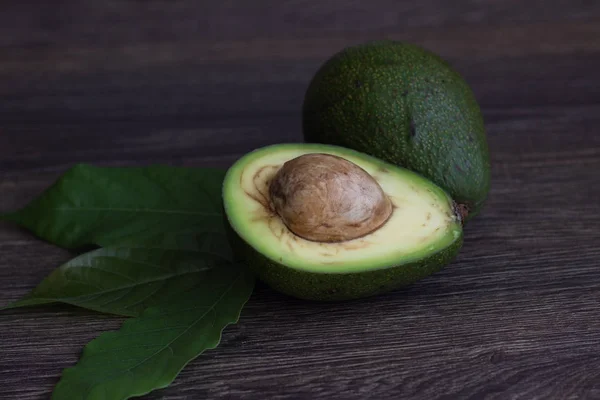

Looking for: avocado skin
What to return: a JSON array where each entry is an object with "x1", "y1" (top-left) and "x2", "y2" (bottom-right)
[
  {"x1": 225, "y1": 219, "x2": 463, "y2": 301},
  {"x1": 302, "y1": 40, "x2": 491, "y2": 220}
]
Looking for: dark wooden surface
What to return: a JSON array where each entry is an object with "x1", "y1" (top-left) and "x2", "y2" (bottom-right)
[{"x1": 2, "y1": 2, "x2": 600, "y2": 399}]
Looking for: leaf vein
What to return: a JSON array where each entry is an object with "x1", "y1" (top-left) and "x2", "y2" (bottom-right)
[
  {"x1": 95, "y1": 288, "x2": 133, "y2": 308},
  {"x1": 122, "y1": 282, "x2": 166, "y2": 311}
]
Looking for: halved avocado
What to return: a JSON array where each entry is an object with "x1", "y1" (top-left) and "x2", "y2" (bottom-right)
[{"x1": 222, "y1": 143, "x2": 463, "y2": 301}]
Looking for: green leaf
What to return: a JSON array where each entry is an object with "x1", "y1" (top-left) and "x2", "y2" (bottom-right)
[
  {"x1": 1, "y1": 164, "x2": 226, "y2": 249},
  {"x1": 51, "y1": 265, "x2": 254, "y2": 400},
  {"x1": 2, "y1": 235, "x2": 233, "y2": 316}
]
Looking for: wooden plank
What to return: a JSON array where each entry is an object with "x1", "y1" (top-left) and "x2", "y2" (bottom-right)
[
  {"x1": 1, "y1": 44, "x2": 599, "y2": 124},
  {"x1": 1, "y1": 1, "x2": 599, "y2": 49},
  {"x1": 1, "y1": 2, "x2": 600, "y2": 399},
  {"x1": 2, "y1": 20, "x2": 600, "y2": 72},
  {"x1": 2, "y1": 104, "x2": 599, "y2": 174}
]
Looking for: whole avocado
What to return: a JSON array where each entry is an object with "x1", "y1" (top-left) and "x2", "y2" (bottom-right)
[{"x1": 302, "y1": 40, "x2": 491, "y2": 220}]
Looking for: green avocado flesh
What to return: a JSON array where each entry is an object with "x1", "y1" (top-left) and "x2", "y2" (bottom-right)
[
  {"x1": 223, "y1": 143, "x2": 463, "y2": 301},
  {"x1": 302, "y1": 40, "x2": 491, "y2": 220}
]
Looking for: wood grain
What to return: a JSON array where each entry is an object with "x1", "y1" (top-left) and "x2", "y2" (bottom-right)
[{"x1": 1, "y1": 1, "x2": 600, "y2": 399}]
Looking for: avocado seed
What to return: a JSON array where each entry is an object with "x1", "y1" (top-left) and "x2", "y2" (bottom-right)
[{"x1": 269, "y1": 153, "x2": 393, "y2": 242}]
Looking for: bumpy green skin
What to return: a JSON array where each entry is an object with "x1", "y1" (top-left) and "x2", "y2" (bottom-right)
[
  {"x1": 225, "y1": 219, "x2": 463, "y2": 301},
  {"x1": 302, "y1": 40, "x2": 491, "y2": 219}
]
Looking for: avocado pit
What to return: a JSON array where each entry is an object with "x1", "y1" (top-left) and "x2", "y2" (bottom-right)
[{"x1": 268, "y1": 153, "x2": 393, "y2": 243}]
